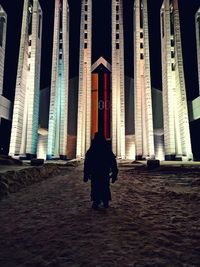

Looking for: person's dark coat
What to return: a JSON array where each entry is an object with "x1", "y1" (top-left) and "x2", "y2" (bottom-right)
[{"x1": 84, "y1": 134, "x2": 118, "y2": 205}]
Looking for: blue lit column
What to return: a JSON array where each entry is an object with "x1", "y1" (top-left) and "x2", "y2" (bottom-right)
[{"x1": 47, "y1": 0, "x2": 69, "y2": 159}]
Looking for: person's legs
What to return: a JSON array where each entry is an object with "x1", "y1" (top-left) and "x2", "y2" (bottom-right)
[
  {"x1": 92, "y1": 200, "x2": 101, "y2": 210},
  {"x1": 91, "y1": 178, "x2": 101, "y2": 209},
  {"x1": 103, "y1": 200, "x2": 109, "y2": 208},
  {"x1": 102, "y1": 178, "x2": 111, "y2": 208}
]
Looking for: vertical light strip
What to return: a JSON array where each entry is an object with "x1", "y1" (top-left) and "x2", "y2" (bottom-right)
[
  {"x1": 91, "y1": 73, "x2": 98, "y2": 139},
  {"x1": 104, "y1": 73, "x2": 108, "y2": 139},
  {"x1": 111, "y1": 0, "x2": 117, "y2": 156}
]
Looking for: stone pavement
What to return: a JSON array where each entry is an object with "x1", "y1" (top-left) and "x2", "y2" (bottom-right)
[{"x1": 0, "y1": 162, "x2": 200, "y2": 266}]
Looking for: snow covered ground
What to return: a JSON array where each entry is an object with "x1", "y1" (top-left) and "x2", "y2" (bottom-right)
[{"x1": 0, "y1": 162, "x2": 200, "y2": 266}]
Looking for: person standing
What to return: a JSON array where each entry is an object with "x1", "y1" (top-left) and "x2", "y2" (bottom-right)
[{"x1": 83, "y1": 132, "x2": 118, "y2": 210}]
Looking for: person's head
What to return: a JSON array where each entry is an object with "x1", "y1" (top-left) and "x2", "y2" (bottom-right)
[{"x1": 92, "y1": 132, "x2": 107, "y2": 147}]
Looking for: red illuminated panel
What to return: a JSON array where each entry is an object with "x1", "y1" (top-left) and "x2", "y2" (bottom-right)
[{"x1": 92, "y1": 74, "x2": 98, "y2": 139}]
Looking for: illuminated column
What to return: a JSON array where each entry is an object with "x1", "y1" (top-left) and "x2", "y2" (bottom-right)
[
  {"x1": 160, "y1": 0, "x2": 193, "y2": 160},
  {"x1": 47, "y1": 0, "x2": 69, "y2": 159},
  {"x1": 9, "y1": 0, "x2": 42, "y2": 158},
  {"x1": 76, "y1": 0, "x2": 92, "y2": 158},
  {"x1": 112, "y1": 0, "x2": 125, "y2": 159},
  {"x1": 134, "y1": 0, "x2": 155, "y2": 160},
  {"x1": 0, "y1": 5, "x2": 7, "y2": 96},
  {"x1": 196, "y1": 8, "x2": 200, "y2": 94}
]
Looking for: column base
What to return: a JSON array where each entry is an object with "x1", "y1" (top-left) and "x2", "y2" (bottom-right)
[
  {"x1": 135, "y1": 155, "x2": 143, "y2": 160},
  {"x1": 175, "y1": 156, "x2": 182, "y2": 161},
  {"x1": 46, "y1": 155, "x2": 52, "y2": 160},
  {"x1": 60, "y1": 155, "x2": 67, "y2": 160},
  {"x1": 20, "y1": 154, "x2": 37, "y2": 160},
  {"x1": 26, "y1": 154, "x2": 37, "y2": 160},
  {"x1": 165, "y1": 154, "x2": 176, "y2": 161},
  {"x1": 147, "y1": 159, "x2": 160, "y2": 169},
  {"x1": 31, "y1": 158, "x2": 44, "y2": 166}
]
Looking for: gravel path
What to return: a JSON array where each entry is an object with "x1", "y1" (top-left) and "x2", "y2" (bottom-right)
[{"x1": 0, "y1": 162, "x2": 200, "y2": 267}]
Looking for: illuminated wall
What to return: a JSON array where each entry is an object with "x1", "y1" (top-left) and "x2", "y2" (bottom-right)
[
  {"x1": 9, "y1": 0, "x2": 42, "y2": 158},
  {"x1": 134, "y1": 0, "x2": 155, "y2": 160},
  {"x1": 76, "y1": 0, "x2": 92, "y2": 158},
  {"x1": 196, "y1": 8, "x2": 200, "y2": 94},
  {"x1": 47, "y1": 0, "x2": 69, "y2": 159},
  {"x1": 160, "y1": 0, "x2": 193, "y2": 160},
  {"x1": 0, "y1": 5, "x2": 7, "y2": 96},
  {"x1": 38, "y1": 79, "x2": 166, "y2": 160},
  {"x1": 112, "y1": 0, "x2": 125, "y2": 159}
]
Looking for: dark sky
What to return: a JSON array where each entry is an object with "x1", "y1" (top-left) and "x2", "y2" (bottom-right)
[{"x1": 0, "y1": 0, "x2": 199, "y2": 101}]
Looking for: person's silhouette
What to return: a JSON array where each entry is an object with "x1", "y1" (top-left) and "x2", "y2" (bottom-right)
[{"x1": 83, "y1": 132, "x2": 118, "y2": 210}]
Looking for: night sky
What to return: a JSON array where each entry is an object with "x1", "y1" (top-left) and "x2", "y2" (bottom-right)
[{"x1": 0, "y1": 0, "x2": 199, "y2": 102}]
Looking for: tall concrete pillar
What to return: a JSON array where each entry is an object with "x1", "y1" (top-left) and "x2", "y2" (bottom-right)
[
  {"x1": 134, "y1": 0, "x2": 155, "y2": 160},
  {"x1": 9, "y1": 0, "x2": 43, "y2": 158},
  {"x1": 160, "y1": 0, "x2": 193, "y2": 160},
  {"x1": 112, "y1": 0, "x2": 125, "y2": 159},
  {"x1": 47, "y1": 0, "x2": 70, "y2": 160},
  {"x1": 76, "y1": 0, "x2": 92, "y2": 158}
]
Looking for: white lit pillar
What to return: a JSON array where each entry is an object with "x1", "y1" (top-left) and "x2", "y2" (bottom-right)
[
  {"x1": 134, "y1": 0, "x2": 155, "y2": 160},
  {"x1": 47, "y1": 0, "x2": 70, "y2": 159},
  {"x1": 112, "y1": 0, "x2": 125, "y2": 159},
  {"x1": 160, "y1": 0, "x2": 193, "y2": 161},
  {"x1": 9, "y1": 0, "x2": 42, "y2": 158},
  {"x1": 76, "y1": 0, "x2": 92, "y2": 158}
]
